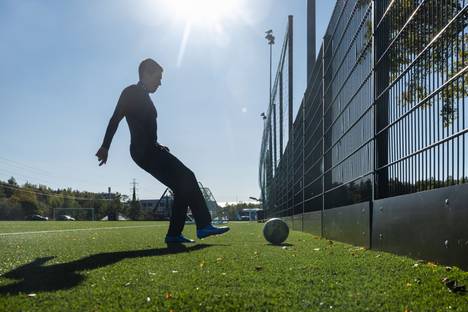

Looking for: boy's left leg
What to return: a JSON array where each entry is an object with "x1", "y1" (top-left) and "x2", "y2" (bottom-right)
[
  {"x1": 161, "y1": 152, "x2": 228, "y2": 239},
  {"x1": 167, "y1": 165, "x2": 211, "y2": 236}
]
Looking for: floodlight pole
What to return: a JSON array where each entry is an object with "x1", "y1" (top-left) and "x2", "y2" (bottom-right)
[
  {"x1": 264, "y1": 29, "x2": 275, "y2": 212},
  {"x1": 268, "y1": 38, "x2": 273, "y2": 101},
  {"x1": 265, "y1": 30, "x2": 276, "y2": 170}
]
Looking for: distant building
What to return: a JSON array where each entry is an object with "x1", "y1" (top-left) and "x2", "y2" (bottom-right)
[
  {"x1": 139, "y1": 183, "x2": 222, "y2": 221},
  {"x1": 140, "y1": 195, "x2": 174, "y2": 220},
  {"x1": 139, "y1": 199, "x2": 158, "y2": 210}
]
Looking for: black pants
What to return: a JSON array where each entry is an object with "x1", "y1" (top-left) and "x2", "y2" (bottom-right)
[{"x1": 130, "y1": 144, "x2": 212, "y2": 235}]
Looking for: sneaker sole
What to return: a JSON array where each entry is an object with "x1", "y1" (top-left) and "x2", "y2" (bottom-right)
[{"x1": 197, "y1": 229, "x2": 230, "y2": 239}]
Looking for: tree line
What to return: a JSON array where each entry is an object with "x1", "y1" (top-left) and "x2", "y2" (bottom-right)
[{"x1": 0, "y1": 177, "x2": 126, "y2": 220}]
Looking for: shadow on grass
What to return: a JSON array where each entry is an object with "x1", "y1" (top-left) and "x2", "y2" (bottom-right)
[
  {"x1": 0, "y1": 244, "x2": 213, "y2": 295},
  {"x1": 266, "y1": 243, "x2": 294, "y2": 247}
]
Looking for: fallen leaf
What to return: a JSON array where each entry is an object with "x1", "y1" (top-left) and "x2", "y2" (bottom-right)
[
  {"x1": 427, "y1": 262, "x2": 438, "y2": 268},
  {"x1": 165, "y1": 292, "x2": 173, "y2": 300}
]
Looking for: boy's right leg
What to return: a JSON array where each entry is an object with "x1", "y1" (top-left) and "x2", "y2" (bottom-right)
[{"x1": 132, "y1": 146, "x2": 228, "y2": 239}]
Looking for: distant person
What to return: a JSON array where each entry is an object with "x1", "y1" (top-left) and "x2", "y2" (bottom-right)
[{"x1": 96, "y1": 58, "x2": 229, "y2": 243}]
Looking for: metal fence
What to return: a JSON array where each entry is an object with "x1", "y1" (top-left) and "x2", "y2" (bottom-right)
[
  {"x1": 259, "y1": 0, "x2": 468, "y2": 268},
  {"x1": 259, "y1": 16, "x2": 294, "y2": 219},
  {"x1": 375, "y1": 0, "x2": 468, "y2": 198}
]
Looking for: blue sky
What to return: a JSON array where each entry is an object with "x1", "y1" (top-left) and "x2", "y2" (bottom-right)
[{"x1": 0, "y1": 0, "x2": 335, "y2": 203}]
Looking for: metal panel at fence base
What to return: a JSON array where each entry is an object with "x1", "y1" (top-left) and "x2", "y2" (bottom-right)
[
  {"x1": 303, "y1": 210, "x2": 322, "y2": 236},
  {"x1": 282, "y1": 216, "x2": 293, "y2": 230},
  {"x1": 292, "y1": 213, "x2": 303, "y2": 231},
  {"x1": 373, "y1": 184, "x2": 468, "y2": 271},
  {"x1": 323, "y1": 202, "x2": 370, "y2": 248}
]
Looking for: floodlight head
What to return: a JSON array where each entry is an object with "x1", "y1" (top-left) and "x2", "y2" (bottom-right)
[
  {"x1": 249, "y1": 196, "x2": 262, "y2": 202},
  {"x1": 265, "y1": 30, "x2": 275, "y2": 45}
]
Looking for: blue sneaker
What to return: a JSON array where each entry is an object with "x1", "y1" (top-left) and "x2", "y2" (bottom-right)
[
  {"x1": 165, "y1": 234, "x2": 195, "y2": 244},
  {"x1": 197, "y1": 224, "x2": 230, "y2": 239}
]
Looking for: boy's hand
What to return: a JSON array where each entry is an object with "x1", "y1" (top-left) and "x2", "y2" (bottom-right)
[{"x1": 96, "y1": 147, "x2": 108, "y2": 166}]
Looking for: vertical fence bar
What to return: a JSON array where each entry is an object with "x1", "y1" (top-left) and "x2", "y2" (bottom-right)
[
  {"x1": 321, "y1": 36, "x2": 326, "y2": 238},
  {"x1": 288, "y1": 15, "x2": 294, "y2": 220}
]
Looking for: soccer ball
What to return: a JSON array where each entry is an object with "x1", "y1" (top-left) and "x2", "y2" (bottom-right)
[{"x1": 263, "y1": 218, "x2": 289, "y2": 245}]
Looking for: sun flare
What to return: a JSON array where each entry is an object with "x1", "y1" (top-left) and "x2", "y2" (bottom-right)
[
  {"x1": 165, "y1": 0, "x2": 239, "y2": 25},
  {"x1": 156, "y1": 0, "x2": 245, "y2": 67}
]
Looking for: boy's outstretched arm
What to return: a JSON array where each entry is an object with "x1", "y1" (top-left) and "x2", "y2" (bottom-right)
[{"x1": 96, "y1": 90, "x2": 128, "y2": 166}]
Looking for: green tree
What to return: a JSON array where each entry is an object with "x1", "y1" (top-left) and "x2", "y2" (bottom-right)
[
  {"x1": 10, "y1": 189, "x2": 41, "y2": 217},
  {"x1": 3, "y1": 177, "x2": 18, "y2": 198},
  {"x1": 7, "y1": 177, "x2": 17, "y2": 186}
]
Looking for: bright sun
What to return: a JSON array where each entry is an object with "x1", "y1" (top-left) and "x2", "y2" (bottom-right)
[
  {"x1": 166, "y1": 0, "x2": 239, "y2": 25},
  {"x1": 156, "y1": 0, "x2": 244, "y2": 67}
]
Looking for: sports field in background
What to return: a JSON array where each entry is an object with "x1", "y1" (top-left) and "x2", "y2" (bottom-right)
[{"x1": 0, "y1": 221, "x2": 467, "y2": 311}]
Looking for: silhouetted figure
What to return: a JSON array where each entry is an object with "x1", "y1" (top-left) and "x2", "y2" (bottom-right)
[{"x1": 96, "y1": 58, "x2": 229, "y2": 243}]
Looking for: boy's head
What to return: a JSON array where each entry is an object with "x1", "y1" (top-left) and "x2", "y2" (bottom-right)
[{"x1": 139, "y1": 58, "x2": 163, "y2": 93}]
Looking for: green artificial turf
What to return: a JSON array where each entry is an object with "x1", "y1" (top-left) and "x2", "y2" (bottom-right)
[{"x1": 0, "y1": 221, "x2": 467, "y2": 311}]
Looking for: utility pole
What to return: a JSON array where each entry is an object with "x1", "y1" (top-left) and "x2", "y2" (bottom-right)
[
  {"x1": 107, "y1": 186, "x2": 116, "y2": 221},
  {"x1": 130, "y1": 179, "x2": 140, "y2": 220},
  {"x1": 131, "y1": 179, "x2": 138, "y2": 201}
]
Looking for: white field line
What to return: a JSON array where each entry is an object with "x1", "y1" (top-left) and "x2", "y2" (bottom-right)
[{"x1": 0, "y1": 224, "x2": 166, "y2": 236}]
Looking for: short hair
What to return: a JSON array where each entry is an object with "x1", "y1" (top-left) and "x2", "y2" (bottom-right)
[{"x1": 138, "y1": 58, "x2": 163, "y2": 79}]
